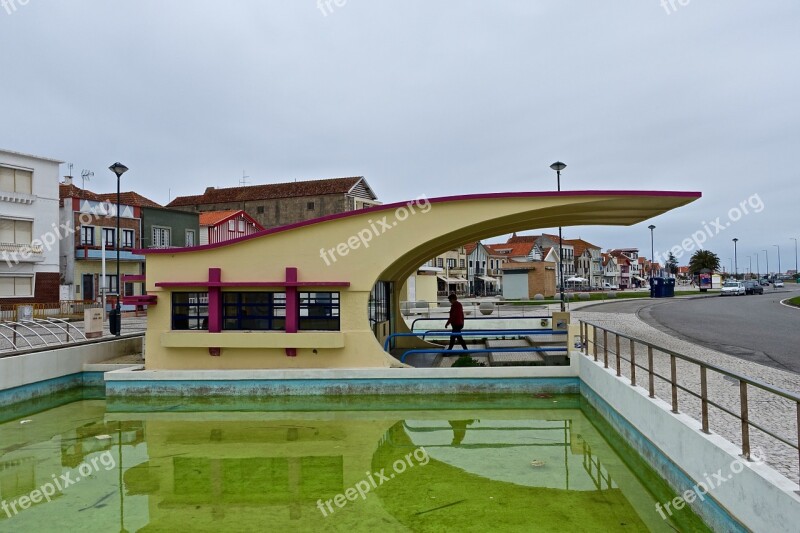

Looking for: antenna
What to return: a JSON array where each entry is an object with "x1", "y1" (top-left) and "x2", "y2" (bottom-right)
[
  {"x1": 239, "y1": 170, "x2": 250, "y2": 187},
  {"x1": 81, "y1": 169, "x2": 94, "y2": 189}
]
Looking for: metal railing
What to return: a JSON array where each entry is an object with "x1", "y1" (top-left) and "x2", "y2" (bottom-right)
[
  {"x1": 0, "y1": 301, "x2": 99, "y2": 322},
  {"x1": 579, "y1": 319, "x2": 800, "y2": 484},
  {"x1": 409, "y1": 314, "x2": 552, "y2": 331},
  {"x1": 385, "y1": 329, "x2": 566, "y2": 352}
]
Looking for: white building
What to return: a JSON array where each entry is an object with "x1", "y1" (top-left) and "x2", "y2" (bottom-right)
[{"x1": 0, "y1": 149, "x2": 62, "y2": 303}]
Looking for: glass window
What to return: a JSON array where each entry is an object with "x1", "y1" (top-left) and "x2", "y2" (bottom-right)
[
  {"x1": 299, "y1": 292, "x2": 339, "y2": 331},
  {"x1": 459, "y1": 259, "x2": 465, "y2": 268},
  {"x1": 103, "y1": 228, "x2": 115, "y2": 247},
  {"x1": 81, "y1": 226, "x2": 95, "y2": 246},
  {"x1": 0, "y1": 276, "x2": 33, "y2": 297},
  {"x1": 185, "y1": 230, "x2": 195, "y2": 247},
  {"x1": 307, "y1": 201, "x2": 315, "y2": 210},
  {"x1": 102, "y1": 275, "x2": 118, "y2": 293},
  {"x1": 257, "y1": 206, "x2": 265, "y2": 214},
  {"x1": 238, "y1": 219, "x2": 245, "y2": 232},
  {"x1": 436, "y1": 258, "x2": 443, "y2": 268},
  {"x1": 228, "y1": 220, "x2": 235, "y2": 231},
  {"x1": 152, "y1": 226, "x2": 171, "y2": 248},
  {"x1": 172, "y1": 292, "x2": 209, "y2": 330},
  {"x1": 123, "y1": 229, "x2": 134, "y2": 248},
  {"x1": 0, "y1": 166, "x2": 32, "y2": 194},
  {"x1": 223, "y1": 292, "x2": 285, "y2": 331}
]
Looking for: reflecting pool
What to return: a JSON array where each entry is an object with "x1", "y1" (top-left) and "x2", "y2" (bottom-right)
[{"x1": 0, "y1": 394, "x2": 709, "y2": 532}]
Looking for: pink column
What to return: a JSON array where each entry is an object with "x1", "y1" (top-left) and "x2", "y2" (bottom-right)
[
  {"x1": 207, "y1": 267, "x2": 222, "y2": 333},
  {"x1": 285, "y1": 267, "x2": 298, "y2": 357}
]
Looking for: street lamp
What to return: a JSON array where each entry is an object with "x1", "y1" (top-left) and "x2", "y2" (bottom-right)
[
  {"x1": 648, "y1": 225, "x2": 656, "y2": 278},
  {"x1": 109, "y1": 162, "x2": 128, "y2": 336},
  {"x1": 773, "y1": 244, "x2": 781, "y2": 278},
  {"x1": 754, "y1": 253, "x2": 759, "y2": 280},
  {"x1": 748, "y1": 255, "x2": 752, "y2": 280},
  {"x1": 732, "y1": 238, "x2": 738, "y2": 279},
  {"x1": 550, "y1": 161, "x2": 566, "y2": 312},
  {"x1": 791, "y1": 237, "x2": 798, "y2": 277},
  {"x1": 763, "y1": 249, "x2": 769, "y2": 279}
]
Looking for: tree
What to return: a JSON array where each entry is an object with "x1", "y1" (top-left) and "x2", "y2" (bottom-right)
[
  {"x1": 689, "y1": 250, "x2": 720, "y2": 275},
  {"x1": 666, "y1": 252, "x2": 679, "y2": 275}
]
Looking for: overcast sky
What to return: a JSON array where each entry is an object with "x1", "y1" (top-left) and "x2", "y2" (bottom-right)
[{"x1": 2, "y1": 1, "x2": 798, "y2": 272}]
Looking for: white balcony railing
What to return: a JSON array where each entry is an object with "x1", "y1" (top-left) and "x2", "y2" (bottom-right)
[{"x1": 0, "y1": 242, "x2": 45, "y2": 262}]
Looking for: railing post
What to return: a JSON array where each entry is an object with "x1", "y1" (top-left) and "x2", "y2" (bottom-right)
[
  {"x1": 593, "y1": 326, "x2": 598, "y2": 361},
  {"x1": 629, "y1": 339, "x2": 636, "y2": 386},
  {"x1": 615, "y1": 335, "x2": 622, "y2": 377},
  {"x1": 740, "y1": 381, "x2": 751, "y2": 460},
  {"x1": 615, "y1": 334, "x2": 621, "y2": 374},
  {"x1": 670, "y1": 354, "x2": 679, "y2": 413},
  {"x1": 647, "y1": 346, "x2": 655, "y2": 398},
  {"x1": 603, "y1": 330, "x2": 608, "y2": 367},
  {"x1": 700, "y1": 367, "x2": 710, "y2": 434}
]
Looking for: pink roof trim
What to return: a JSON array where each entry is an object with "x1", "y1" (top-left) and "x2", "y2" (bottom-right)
[{"x1": 137, "y1": 190, "x2": 701, "y2": 255}]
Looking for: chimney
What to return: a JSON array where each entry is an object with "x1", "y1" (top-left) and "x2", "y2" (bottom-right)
[
  {"x1": 205, "y1": 187, "x2": 215, "y2": 194},
  {"x1": 63, "y1": 176, "x2": 73, "y2": 185}
]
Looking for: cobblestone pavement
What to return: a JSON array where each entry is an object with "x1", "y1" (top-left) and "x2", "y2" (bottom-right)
[{"x1": 575, "y1": 310, "x2": 800, "y2": 485}]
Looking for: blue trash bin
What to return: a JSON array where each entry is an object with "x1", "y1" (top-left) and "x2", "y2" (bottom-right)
[
  {"x1": 650, "y1": 277, "x2": 665, "y2": 298},
  {"x1": 664, "y1": 277, "x2": 675, "y2": 297}
]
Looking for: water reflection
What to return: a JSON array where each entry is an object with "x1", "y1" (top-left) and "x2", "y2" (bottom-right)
[{"x1": 0, "y1": 400, "x2": 704, "y2": 532}]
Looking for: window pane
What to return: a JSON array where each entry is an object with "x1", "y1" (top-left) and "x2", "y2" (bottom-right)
[
  {"x1": 15, "y1": 170, "x2": 32, "y2": 194},
  {"x1": 0, "y1": 168, "x2": 14, "y2": 192},
  {"x1": 0, "y1": 277, "x2": 13, "y2": 296},
  {"x1": 14, "y1": 220, "x2": 32, "y2": 244},
  {"x1": 15, "y1": 277, "x2": 32, "y2": 296}
]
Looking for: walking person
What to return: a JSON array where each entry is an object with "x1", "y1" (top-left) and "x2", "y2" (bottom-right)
[{"x1": 445, "y1": 293, "x2": 468, "y2": 351}]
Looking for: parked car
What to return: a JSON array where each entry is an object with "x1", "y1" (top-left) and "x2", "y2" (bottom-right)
[
  {"x1": 759, "y1": 278, "x2": 771, "y2": 286},
  {"x1": 774, "y1": 280, "x2": 785, "y2": 288},
  {"x1": 602, "y1": 282, "x2": 619, "y2": 290},
  {"x1": 743, "y1": 281, "x2": 763, "y2": 295},
  {"x1": 721, "y1": 281, "x2": 746, "y2": 296}
]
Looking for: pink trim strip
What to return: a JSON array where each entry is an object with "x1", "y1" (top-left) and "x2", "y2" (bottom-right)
[
  {"x1": 155, "y1": 281, "x2": 350, "y2": 288},
  {"x1": 137, "y1": 190, "x2": 702, "y2": 255},
  {"x1": 122, "y1": 274, "x2": 146, "y2": 282}
]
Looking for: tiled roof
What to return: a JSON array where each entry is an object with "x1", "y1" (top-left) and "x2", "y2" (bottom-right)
[
  {"x1": 199, "y1": 210, "x2": 243, "y2": 226},
  {"x1": 59, "y1": 183, "x2": 103, "y2": 202},
  {"x1": 464, "y1": 242, "x2": 478, "y2": 255},
  {"x1": 167, "y1": 176, "x2": 365, "y2": 207},
  {"x1": 566, "y1": 238, "x2": 600, "y2": 257},
  {"x1": 507, "y1": 233, "x2": 539, "y2": 244},
  {"x1": 95, "y1": 191, "x2": 162, "y2": 208},
  {"x1": 486, "y1": 242, "x2": 536, "y2": 258}
]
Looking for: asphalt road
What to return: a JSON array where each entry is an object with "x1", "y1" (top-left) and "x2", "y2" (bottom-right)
[{"x1": 585, "y1": 286, "x2": 800, "y2": 374}]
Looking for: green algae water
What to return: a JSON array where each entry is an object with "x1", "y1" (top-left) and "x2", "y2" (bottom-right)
[{"x1": 0, "y1": 394, "x2": 709, "y2": 532}]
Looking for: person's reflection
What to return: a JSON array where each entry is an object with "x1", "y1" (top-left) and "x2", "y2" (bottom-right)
[{"x1": 448, "y1": 419, "x2": 476, "y2": 445}]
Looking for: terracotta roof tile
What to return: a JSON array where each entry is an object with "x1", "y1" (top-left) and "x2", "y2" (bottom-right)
[
  {"x1": 59, "y1": 183, "x2": 103, "y2": 202},
  {"x1": 486, "y1": 242, "x2": 536, "y2": 258},
  {"x1": 199, "y1": 210, "x2": 244, "y2": 226},
  {"x1": 167, "y1": 176, "x2": 365, "y2": 207},
  {"x1": 95, "y1": 191, "x2": 162, "y2": 208}
]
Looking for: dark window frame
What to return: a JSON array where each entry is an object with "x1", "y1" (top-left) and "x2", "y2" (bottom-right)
[
  {"x1": 299, "y1": 292, "x2": 339, "y2": 331},
  {"x1": 172, "y1": 292, "x2": 209, "y2": 330},
  {"x1": 222, "y1": 292, "x2": 286, "y2": 331}
]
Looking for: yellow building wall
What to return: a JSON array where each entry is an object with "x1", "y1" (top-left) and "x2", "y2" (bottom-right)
[{"x1": 142, "y1": 193, "x2": 699, "y2": 370}]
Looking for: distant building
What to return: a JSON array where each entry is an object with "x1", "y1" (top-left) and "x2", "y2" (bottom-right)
[
  {"x1": 58, "y1": 179, "x2": 160, "y2": 305},
  {"x1": 0, "y1": 149, "x2": 62, "y2": 304},
  {"x1": 502, "y1": 261, "x2": 557, "y2": 299},
  {"x1": 567, "y1": 238, "x2": 602, "y2": 289},
  {"x1": 167, "y1": 176, "x2": 379, "y2": 230},
  {"x1": 465, "y1": 242, "x2": 500, "y2": 296},
  {"x1": 199, "y1": 210, "x2": 264, "y2": 245}
]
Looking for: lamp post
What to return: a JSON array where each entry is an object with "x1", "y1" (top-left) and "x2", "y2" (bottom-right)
[
  {"x1": 109, "y1": 162, "x2": 128, "y2": 336},
  {"x1": 648, "y1": 225, "x2": 656, "y2": 278},
  {"x1": 773, "y1": 244, "x2": 781, "y2": 278},
  {"x1": 550, "y1": 161, "x2": 566, "y2": 312},
  {"x1": 748, "y1": 255, "x2": 752, "y2": 280},
  {"x1": 763, "y1": 249, "x2": 769, "y2": 279},
  {"x1": 732, "y1": 238, "x2": 738, "y2": 280},
  {"x1": 791, "y1": 237, "x2": 798, "y2": 277},
  {"x1": 754, "y1": 253, "x2": 759, "y2": 280}
]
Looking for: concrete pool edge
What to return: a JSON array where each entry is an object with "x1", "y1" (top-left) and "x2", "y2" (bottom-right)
[{"x1": 579, "y1": 353, "x2": 800, "y2": 533}]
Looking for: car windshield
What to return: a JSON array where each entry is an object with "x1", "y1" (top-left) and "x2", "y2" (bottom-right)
[{"x1": 723, "y1": 282, "x2": 738, "y2": 287}]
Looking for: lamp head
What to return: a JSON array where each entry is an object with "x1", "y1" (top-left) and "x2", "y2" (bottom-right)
[
  {"x1": 108, "y1": 163, "x2": 129, "y2": 179},
  {"x1": 549, "y1": 161, "x2": 566, "y2": 172},
  {"x1": 648, "y1": 225, "x2": 655, "y2": 231}
]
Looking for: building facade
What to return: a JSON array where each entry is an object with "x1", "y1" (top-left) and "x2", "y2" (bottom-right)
[
  {"x1": 0, "y1": 149, "x2": 62, "y2": 304},
  {"x1": 167, "y1": 177, "x2": 379, "y2": 230},
  {"x1": 59, "y1": 181, "x2": 146, "y2": 304},
  {"x1": 199, "y1": 210, "x2": 264, "y2": 246}
]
